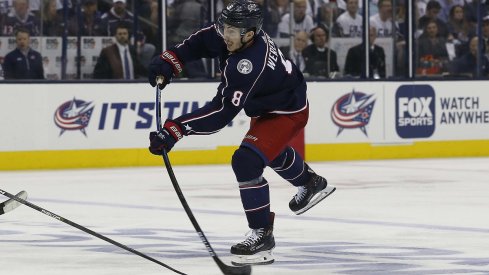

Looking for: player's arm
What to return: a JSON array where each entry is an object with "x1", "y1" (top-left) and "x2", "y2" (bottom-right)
[
  {"x1": 148, "y1": 74, "x2": 249, "y2": 155},
  {"x1": 172, "y1": 24, "x2": 224, "y2": 62},
  {"x1": 174, "y1": 59, "x2": 264, "y2": 135},
  {"x1": 148, "y1": 25, "x2": 224, "y2": 88}
]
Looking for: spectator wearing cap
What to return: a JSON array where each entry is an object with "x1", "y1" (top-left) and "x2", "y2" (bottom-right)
[
  {"x1": 418, "y1": 0, "x2": 448, "y2": 38},
  {"x1": 2, "y1": 27, "x2": 44, "y2": 79},
  {"x1": 93, "y1": 22, "x2": 147, "y2": 79},
  {"x1": 68, "y1": 0, "x2": 105, "y2": 36},
  {"x1": 1, "y1": 0, "x2": 40, "y2": 36},
  {"x1": 302, "y1": 25, "x2": 339, "y2": 78}
]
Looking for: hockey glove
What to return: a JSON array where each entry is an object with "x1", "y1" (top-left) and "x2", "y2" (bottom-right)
[
  {"x1": 149, "y1": 119, "x2": 185, "y2": 155},
  {"x1": 148, "y1": 50, "x2": 183, "y2": 90}
]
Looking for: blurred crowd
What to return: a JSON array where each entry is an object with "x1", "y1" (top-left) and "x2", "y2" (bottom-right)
[{"x1": 1, "y1": 0, "x2": 489, "y2": 80}]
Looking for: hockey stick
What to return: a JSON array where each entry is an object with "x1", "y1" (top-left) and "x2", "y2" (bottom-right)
[
  {"x1": 0, "y1": 190, "x2": 28, "y2": 215},
  {"x1": 155, "y1": 78, "x2": 252, "y2": 275},
  {"x1": 0, "y1": 188, "x2": 186, "y2": 275}
]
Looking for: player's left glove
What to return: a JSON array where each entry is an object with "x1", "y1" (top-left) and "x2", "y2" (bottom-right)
[{"x1": 149, "y1": 119, "x2": 185, "y2": 155}]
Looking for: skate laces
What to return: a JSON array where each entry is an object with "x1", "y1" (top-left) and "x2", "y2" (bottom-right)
[
  {"x1": 240, "y1": 228, "x2": 264, "y2": 246},
  {"x1": 294, "y1": 186, "x2": 308, "y2": 203}
]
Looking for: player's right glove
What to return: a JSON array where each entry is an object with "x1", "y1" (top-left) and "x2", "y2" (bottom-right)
[
  {"x1": 149, "y1": 119, "x2": 185, "y2": 155},
  {"x1": 148, "y1": 50, "x2": 183, "y2": 90}
]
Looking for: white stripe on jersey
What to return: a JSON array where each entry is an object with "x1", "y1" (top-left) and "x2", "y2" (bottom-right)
[
  {"x1": 176, "y1": 25, "x2": 215, "y2": 48},
  {"x1": 241, "y1": 34, "x2": 269, "y2": 105}
]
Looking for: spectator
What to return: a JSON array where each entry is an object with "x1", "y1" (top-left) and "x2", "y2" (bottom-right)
[
  {"x1": 101, "y1": 0, "x2": 155, "y2": 69},
  {"x1": 68, "y1": 0, "x2": 105, "y2": 36},
  {"x1": 277, "y1": 0, "x2": 315, "y2": 38},
  {"x1": 93, "y1": 23, "x2": 147, "y2": 79},
  {"x1": 101, "y1": 0, "x2": 134, "y2": 36},
  {"x1": 29, "y1": 0, "x2": 73, "y2": 17},
  {"x1": 0, "y1": 0, "x2": 11, "y2": 18},
  {"x1": 2, "y1": 27, "x2": 44, "y2": 79},
  {"x1": 436, "y1": 0, "x2": 465, "y2": 23},
  {"x1": 418, "y1": 19, "x2": 449, "y2": 58},
  {"x1": 369, "y1": 0, "x2": 396, "y2": 37},
  {"x1": 344, "y1": 26, "x2": 386, "y2": 78},
  {"x1": 449, "y1": 36, "x2": 489, "y2": 77},
  {"x1": 317, "y1": 2, "x2": 341, "y2": 37},
  {"x1": 280, "y1": 31, "x2": 309, "y2": 73},
  {"x1": 417, "y1": 0, "x2": 429, "y2": 18},
  {"x1": 41, "y1": 0, "x2": 64, "y2": 36},
  {"x1": 447, "y1": 4, "x2": 475, "y2": 56},
  {"x1": 302, "y1": 25, "x2": 339, "y2": 77},
  {"x1": 418, "y1": 0, "x2": 448, "y2": 38},
  {"x1": 416, "y1": 19, "x2": 449, "y2": 74},
  {"x1": 1, "y1": 0, "x2": 40, "y2": 36},
  {"x1": 336, "y1": 0, "x2": 363, "y2": 14},
  {"x1": 336, "y1": 0, "x2": 363, "y2": 37}
]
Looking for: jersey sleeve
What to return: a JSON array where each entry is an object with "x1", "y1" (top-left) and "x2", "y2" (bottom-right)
[
  {"x1": 170, "y1": 24, "x2": 224, "y2": 64},
  {"x1": 175, "y1": 55, "x2": 267, "y2": 135}
]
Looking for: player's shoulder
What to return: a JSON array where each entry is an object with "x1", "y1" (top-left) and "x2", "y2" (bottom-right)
[{"x1": 225, "y1": 36, "x2": 268, "y2": 78}]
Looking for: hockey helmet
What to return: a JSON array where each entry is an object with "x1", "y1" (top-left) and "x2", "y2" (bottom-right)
[{"x1": 216, "y1": 0, "x2": 263, "y2": 37}]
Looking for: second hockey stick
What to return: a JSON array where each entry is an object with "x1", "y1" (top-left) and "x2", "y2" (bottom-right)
[
  {"x1": 0, "y1": 188, "x2": 186, "y2": 275},
  {"x1": 155, "y1": 78, "x2": 251, "y2": 275},
  {"x1": 0, "y1": 190, "x2": 28, "y2": 215}
]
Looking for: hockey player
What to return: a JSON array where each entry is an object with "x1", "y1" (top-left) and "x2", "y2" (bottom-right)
[{"x1": 148, "y1": 0, "x2": 336, "y2": 266}]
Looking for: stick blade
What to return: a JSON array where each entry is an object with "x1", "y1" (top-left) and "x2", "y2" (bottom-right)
[
  {"x1": 217, "y1": 259, "x2": 252, "y2": 275},
  {"x1": 0, "y1": 190, "x2": 28, "y2": 215}
]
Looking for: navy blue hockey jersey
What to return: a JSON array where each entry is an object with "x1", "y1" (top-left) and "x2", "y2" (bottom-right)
[{"x1": 171, "y1": 24, "x2": 308, "y2": 135}]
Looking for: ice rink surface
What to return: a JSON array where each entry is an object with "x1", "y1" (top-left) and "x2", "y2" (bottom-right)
[{"x1": 1, "y1": 157, "x2": 489, "y2": 275}]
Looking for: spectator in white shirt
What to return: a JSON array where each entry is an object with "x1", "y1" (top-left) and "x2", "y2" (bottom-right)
[
  {"x1": 278, "y1": 0, "x2": 315, "y2": 38},
  {"x1": 369, "y1": 0, "x2": 396, "y2": 37},
  {"x1": 336, "y1": 0, "x2": 363, "y2": 37}
]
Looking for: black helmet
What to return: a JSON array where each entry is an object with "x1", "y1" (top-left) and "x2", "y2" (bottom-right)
[{"x1": 216, "y1": 0, "x2": 263, "y2": 37}]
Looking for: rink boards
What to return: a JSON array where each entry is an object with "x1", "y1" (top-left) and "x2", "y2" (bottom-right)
[{"x1": 0, "y1": 81, "x2": 488, "y2": 170}]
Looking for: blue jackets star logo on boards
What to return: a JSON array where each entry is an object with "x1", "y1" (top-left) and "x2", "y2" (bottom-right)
[
  {"x1": 331, "y1": 89, "x2": 376, "y2": 136},
  {"x1": 54, "y1": 98, "x2": 94, "y2": 136}
]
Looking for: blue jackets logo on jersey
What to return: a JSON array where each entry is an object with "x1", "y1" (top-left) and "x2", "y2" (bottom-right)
[
  {"x1": 54, "y1": 98, "x2": 94, "y2": 136},
  {"x1": 331, "y1": 90, "x2": 376, "y2": 136},
  {"x1": 237, "y1": 59, "x2": 253, "y2": 74}
]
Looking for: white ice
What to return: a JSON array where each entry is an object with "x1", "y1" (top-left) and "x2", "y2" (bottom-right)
[{"x1": 1, "y1": 157, "x2": 489, "y2": 275}]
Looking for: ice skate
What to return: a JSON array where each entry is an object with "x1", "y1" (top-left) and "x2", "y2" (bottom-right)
[
  {"x1": 289, "y1": 173, "x2": 336, "y2": 215},
  {"x1": 231, "y1": 212, "x2": 275, "y2": 266}
]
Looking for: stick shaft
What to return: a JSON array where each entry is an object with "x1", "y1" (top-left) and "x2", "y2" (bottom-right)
[
  {"x1": 155, "y1": 84, "x2": 251, "y2": 275},
  {"x1": 0, "y1": 188, "x2": 186, "y2": 275}
]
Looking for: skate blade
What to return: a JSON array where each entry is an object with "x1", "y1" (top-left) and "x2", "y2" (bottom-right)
[
  {"x1": 294, "y1": 185, "x2": 336, "y2": 215},
  {"x1": 231, "y1": 250, "x2": 275, "y2": 266}
]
